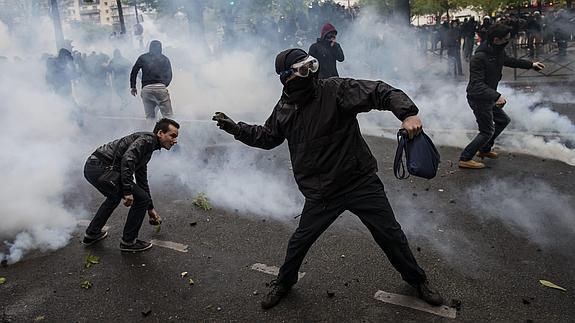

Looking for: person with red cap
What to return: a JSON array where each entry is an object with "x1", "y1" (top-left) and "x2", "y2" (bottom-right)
[
  {"x1": 308, "y1": 22, "x2": 345, "y2": 79},
  {"x1": 212, "y1": 48, "x2": 444, "y2": 310}
]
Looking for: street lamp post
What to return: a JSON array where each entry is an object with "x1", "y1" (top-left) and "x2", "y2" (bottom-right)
[
  {"x1": 116, "y1": 0, "x2": 126, "y2": 34},
  {"x1": 50, "y1": 0, "x2": 65, "y2": 50}
]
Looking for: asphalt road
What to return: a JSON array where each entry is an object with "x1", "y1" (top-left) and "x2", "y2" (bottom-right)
[{"x1": 1, "y1": 132, "x2": 574, "y2": 322}]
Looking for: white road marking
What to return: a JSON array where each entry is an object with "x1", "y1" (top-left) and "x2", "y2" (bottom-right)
[
  {"x1": 150, "y1": 239, "x2": 188, "y2": 253},
  {"x1": 77, "y1": 219, "x2": 109, "y2": 231},
  {"x1": 250, "y1": 263, "x2": 305, "y2": 280},
  {"x1": 374, "y1": 290, "x2": 457, "y2": 319}
]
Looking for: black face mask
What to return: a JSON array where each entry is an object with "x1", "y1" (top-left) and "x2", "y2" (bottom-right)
[{"x1": 283, "y1": 76, "x2": 316, "y2": 106}]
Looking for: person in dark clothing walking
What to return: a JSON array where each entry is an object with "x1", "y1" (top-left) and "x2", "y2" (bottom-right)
[
  {"x1": 82, "y1": 118, "x2": 180, "y2": 251},
  {"x1": 308, "y1": 22, "x2": 344, "y2": 79},
  {"x1": 459, "y1": 24, "x2": 544, "y2": 169},
  {"x1": 212, "y1": 48, "x2": 443, "y2": 309},
  {"x1": 461, "y1": 17, "x2": 477, "y2": 61},
  {"x1": 46, "y1": 48, "x2": 75, "y2": 97},
  {"x1": 108, "y1": 49, "x2": 132, "y2": 105},
  {"x1": 130, "y1": 40, "x2": 173, "y2": 120},
  {"x1": 446, "y1": 20, "x2": 463, "y2": 76}
]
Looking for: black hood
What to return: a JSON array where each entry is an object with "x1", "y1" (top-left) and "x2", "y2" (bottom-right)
[{"x1": 149, "y1": 40, "x2": 162, "y2": 55}]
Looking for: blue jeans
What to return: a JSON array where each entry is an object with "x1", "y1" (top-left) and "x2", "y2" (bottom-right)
[
  {"x1": 83, "y1": 156, "x2": 151, "y2": 243},
  {"x1": 460, "y1": 100, "x2": 511, "y2": 161}
]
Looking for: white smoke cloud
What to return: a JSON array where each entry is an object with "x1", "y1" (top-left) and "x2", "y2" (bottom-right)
[{"x1": 1, "y1": 6, "x2": 573, "y2": 264}]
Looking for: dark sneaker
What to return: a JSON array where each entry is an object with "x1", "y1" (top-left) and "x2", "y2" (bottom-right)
[
  {"x1": 82, "y1": 231, "x2": 108, "y2": 246},
  {"x1": 261, "y1": 279, "x2": 292, "y2": 310},
  {"x1": 415, "y1": 281, "x2": 444, "y2": 306},
  {"x1": 120, "y1": 239, "x2": 153, "y2": 252}
]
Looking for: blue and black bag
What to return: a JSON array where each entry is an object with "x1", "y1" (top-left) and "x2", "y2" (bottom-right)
[{"x1": 394, "y1": 129, "x2": 440, "y2": 180}]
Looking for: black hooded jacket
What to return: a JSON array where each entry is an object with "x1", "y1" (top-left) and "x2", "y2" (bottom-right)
[
  {"x1": 92, "y1": 132, "x2": 161, "y2": 207},
  {"x1": 130, "y1": 41, "x2": 173, "y2": 89},
  {"x1": 466, "y1": 42, "x2": 532, "y2": 102},
  {"x1": 233, "y1": 78, "x2": 418, "y2": 201}
]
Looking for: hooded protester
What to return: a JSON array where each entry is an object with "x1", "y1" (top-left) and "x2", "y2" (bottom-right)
[
  {"x1": 459, "y1": 24, "x2": 545, "y2": 169},
  {"x1": 212, "y1": 48, "x2": 444, "y2": 309},
  {"x1": 46, "y1": 48, "x2": 75, "y2": 97},
  {"x1": 130, "y1": 40, "x2": 173, "y2": 119},
  {"x1": 108, "y1": 49, "x2": 132, "y2": 103},
  {"x1": 308, "y1": 22, "x2": 344, "y2": 79},
  {"x1": 82, "y1": 118, "x2": 180, "y2": 252}
]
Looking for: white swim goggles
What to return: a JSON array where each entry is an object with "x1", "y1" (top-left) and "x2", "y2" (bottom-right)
[{"x1": 290, "y1": 55, "x2": 319, "y2": 77}]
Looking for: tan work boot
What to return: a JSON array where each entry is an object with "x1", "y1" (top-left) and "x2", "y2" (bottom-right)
[
  {"x1": 459, "y1": 159, "x2": 485, "y2": 169},
  {"x1": 476, "y1": 151, "x2": 499, "y2": 159}
]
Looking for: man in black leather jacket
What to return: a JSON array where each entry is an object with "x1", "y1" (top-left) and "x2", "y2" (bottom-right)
[
  {"x1": 82, "y1": 118, "x2": 179, "y2": 252},
  {"x1": 213, "y1": 48, "x2": 443, "y2": 309}
]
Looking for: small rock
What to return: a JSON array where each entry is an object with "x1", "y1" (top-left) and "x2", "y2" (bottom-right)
[
  {"x1": 189, "y1": 222, "x2": 197, "y2": 226},
  {"x1": 181, "y1": 272, "x2": 188, "y2": 278},
  {"x1": 141, "y1": 309, "x2": 152, "y2": 317},
  {"x1": 425, "y1": 188, "x2": 430, "y2": 191},
  {"x1": 416, "y1": 247, "x2": 421, "y2": 252},
  {"x1": 217, "y1": 307, "x2": 222, "y2": 311},
  {"x1": 341, "y1": 255, "x2": 346, "y2": 258},
  {"x1": 522, "y1": 298, "x2": 530, "y2": 305},
  {"x1": 253, "y1": 290, "x2": 259, "y2": 295},
  {"x1": 449, "y1": 199, "x2": 456, "y2": 204},
  {"x1": 327, "y1": 290, "x2": 336, "y2": 298},
  {"x1": 428, "y1": 210, "x2": 434, "y2": 213},
  {"x1": 141, "y1": 264, "x2": 146, "y2": 267},
  {"x1": 438, "y1": 189, "x2": 445, "y2": 192}
]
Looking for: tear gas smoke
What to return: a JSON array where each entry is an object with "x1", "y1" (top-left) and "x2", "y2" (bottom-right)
[{"x1": 0, "y1": 6, "x2": 573, "y2": 263}]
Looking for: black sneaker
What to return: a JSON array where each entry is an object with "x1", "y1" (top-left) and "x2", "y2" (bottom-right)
[
  {"x1": 82, "y1": 231, "x2": 108, "y2": 246},
  {"x1": 261, "y1": 279, "x2": 292, "y2": 310},
  {"x1": 120, "y1": 239, "x2": 153, "y2": 252},
  {"x1": 415, "y1": 280, "x2": 444, "y2": 306}
]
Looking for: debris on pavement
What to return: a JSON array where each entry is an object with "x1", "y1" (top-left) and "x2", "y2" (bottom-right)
[
  {"x1": 181, "y1": 271, "x2": 188, "y2": 278},
  {"x1": 539, "y1": 280, "x2": 567, "y2": 291},
  {"x1": 80, "y1": 280, "x2": 93, "y2": 289},
  {"x1": 327, "y1": 290, "x2": 336, "y2": 298},
  {"x1": 141, "y1": 309, "x2": 152, "y2": 317},
  {"x1": 33, "y1": 315, "x2": 45, "y2": 322},
  {"x1": 449, "y1": 299, "x2": 462, "y2": 311},
  {"x1": 0, "y1": 277, "x2": 6, "y2": 285},
  {"x1": 522, "y1": 298, "x2": 531, "y2": 305},
  {"x1": 84, "y1": 253, "x2": 100, "y2": 268},
  {"x1": 192, "y1": 192, "x2": 212, "y2": 211},
  {"x1": 188, "y1": 278, "x2": 194, "y2": 285},
  {"x1": 189, "y1": 221, "x2": 198, "y2": 226}
]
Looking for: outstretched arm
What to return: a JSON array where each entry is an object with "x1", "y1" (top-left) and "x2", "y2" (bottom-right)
[{"x1": 213, "y1": 110, "x2": 285, "y2": 150}]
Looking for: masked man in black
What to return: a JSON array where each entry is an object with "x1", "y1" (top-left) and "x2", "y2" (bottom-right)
[
  {"x1": 212, "y1": 49, "x2": 443, "y2": 309},
  {"x1": 82, "y1": 118, "x2": 179, "y2": 251},
  {"x1": 459, "y1": 24, "x2": 544, "y2": 169}
]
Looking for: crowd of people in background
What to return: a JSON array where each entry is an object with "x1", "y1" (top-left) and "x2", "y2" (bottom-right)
[{"x1": 416, "y1": 9, "x2": 574, "y2": 77}]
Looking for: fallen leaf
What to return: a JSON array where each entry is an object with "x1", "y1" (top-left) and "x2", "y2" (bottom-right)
[
  {"x1": 85, "y1": 254, "x2": 100, "y2": 268},
  {"x1": 192, "y1": 192, "x2": 212, "y2": 211},
  {"x1": 539, "y1": 280, "x2": 567, "y2": 292},
  {"x1": 80, "y1": 280, "x2": 93, "y2": 289},
  {"x1": 0, "y1": 277, "x2": 6, "y2": 285}
]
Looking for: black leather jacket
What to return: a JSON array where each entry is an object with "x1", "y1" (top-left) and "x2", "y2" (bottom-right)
[
  {"x1": 234, "y1": 78, "x2": 418, "y2": 201},
  {"x1": 92, "y1": 132, "x2": 161, "y2": 204}
]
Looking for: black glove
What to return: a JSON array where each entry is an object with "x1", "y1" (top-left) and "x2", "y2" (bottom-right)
[{"x1": 212, "y1": 112, "x2": 240, "y2": 136}]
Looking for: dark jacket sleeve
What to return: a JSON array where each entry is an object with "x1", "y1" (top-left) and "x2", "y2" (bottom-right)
[
  {"x1": 308, "y1": 43, "x2": 318, "y2": 59},
  {"x1": 503, "y1": 55, "x2": 533, "y2": 69},
  {"x1": 120, "y1": 138, "x2": 151, "y2": 195},
  {"x1": 130, "y1": 56, "x2": 143, "y2": 89},
  {"x1": 335, "y1": 78, "x2": 418, "y2": 121},
  {"x1": 234, "y1": 108, "x2": 285, "y2": 150},
  {"x1": 135, "y1": 165, "x2": 154, "y2": 210},
  {"x1": 332, "y1": 43, "x2": 344, "y2": 62},
  {"x1": 467, "y1": 54, "x2": 501, "y2": 101},
  {"x1": 164, "y1": 57, "x2": 173, "y2": 86}
]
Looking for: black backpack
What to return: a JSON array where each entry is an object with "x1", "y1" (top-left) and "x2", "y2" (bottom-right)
[{"x1": 394, "y1": 129, "x2": 441, "y2": 180}]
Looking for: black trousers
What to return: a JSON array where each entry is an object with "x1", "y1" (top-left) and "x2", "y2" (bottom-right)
[
  {"x1": 83, "y1": 156, "x2": 151, "y2": 243},
  {"x1": 460, "y1": 100, "x2": 511, "y2": 161},
  {"x1": 277, "y1": 174, "x2": 427, "y2": 286}
]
